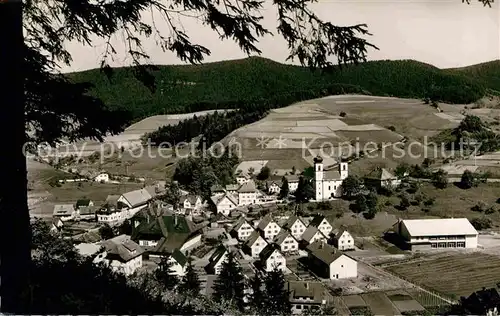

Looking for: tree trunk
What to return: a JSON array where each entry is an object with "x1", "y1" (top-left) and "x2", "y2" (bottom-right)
[{"x1": 0, "y1": 0, "x2": 31, "y2": 312}]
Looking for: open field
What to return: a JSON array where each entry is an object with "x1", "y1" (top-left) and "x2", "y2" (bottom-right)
[
  {"x1": 361, "y1": 292, "x2": 400, "y2": 315},
  {"x1": 386, "y1": 252, "x2": 500, "y2": 298}
]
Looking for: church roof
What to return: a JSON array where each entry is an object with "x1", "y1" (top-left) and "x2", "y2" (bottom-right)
[{"x1": 324, "y1": 169, "x2": 341, "y2": 180}]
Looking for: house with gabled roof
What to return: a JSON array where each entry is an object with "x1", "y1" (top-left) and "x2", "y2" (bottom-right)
[
  {"x1": 53, "y1": 204, "x2": 76, "y2": 221},
  {"x1": 236, "y1": 173, "x2": 251, "y2": 185},
  {"x1": 301, "y1": 226, "x2": 328, "y2": 246},
  {"x1": 180, "y1": 195, "x2": 203, "y2": 211},
  {"x1": 244, "y1": 230, "x2": 268, "y2": 258},
  {"x1": 238, "y1": 180, "x2": 257, "y2": 206},
  {"x1": 118, "y1": 188, "x2": 152, "y2": 209},
  {"x1": 274, "y1": 229, "x2": 299, "y2": 253},
  {"x1": 225, "y1": 184, "x2": 240, "y2": 194},
  {"x1": 306, "y1": 241, "x2": 357, "y2": 280},
  {"x1": 211, "y1": 193, "x2": 238, "y2": 217},
  {"x1": 257, "y1": 214, "x2": 281, "y2": 240},
  {"x1": 168, "y1": 249, "x2": 188, "y2": 277},
  {"x1": 205, "y1": 245, "x2": 228, "y2": 275},
  {"x1": 230, "y1": 216, "x2": 254, "y2": 241},
  {"x1": 259, "y1": 243, "x2": 286, "y2": 272},
  {"x1": 76, "y1": 199, "x2": 94, "y2": 210},
  {"x1": 131, "y1": 215, "x2": 202, "y2": 256},
  {"x1": 333, "y1": 229, "x2": 355, "y2": 251},
  {"x1": 284, "y1": 174, "x2": 300, "y2": 193},
  {"x1": 462, "y1": 287, "x2": 500, "y2": 316},
  {"x1": 282, "y1": 215, "x2": 307, "y2": 240},
  {"x1": 266, "y1": 180, "x2": 281, "y2": 194},
  {"x1": 308, "y1": 215, "x2": 333, "y2": 238},
  {"x1": 364, "y1": 167, "x2": 401, "y2": 189},
  {"x1": 94, "y1": 234, "x2": 145, "y2": 276},
  {"x1": 288, "y1": 281, "x2": 328, "y2": 314}
]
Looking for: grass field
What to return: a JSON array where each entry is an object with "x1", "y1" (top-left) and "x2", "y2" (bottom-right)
[{"x1": 386, "y1": 253, "x2": 500, "y2": 298}]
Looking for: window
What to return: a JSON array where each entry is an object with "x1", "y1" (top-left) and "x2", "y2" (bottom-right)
[{"x1": 284, "y1": 246, "x2": 288, "y2": 250}]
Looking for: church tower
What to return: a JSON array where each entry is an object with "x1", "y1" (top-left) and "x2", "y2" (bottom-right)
[
  {"x1": 340, "y1": 162, "x2": 348, "y2": 180},
  {"x1": 314, "y1": 155, "x2": 324, "y2": 201}
]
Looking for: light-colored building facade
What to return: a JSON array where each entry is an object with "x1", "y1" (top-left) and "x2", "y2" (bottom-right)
[
  {"x1": 205, "y1": 246, "x2": 228, "y2": 275},
  {"x1": 288, "y1": 281, "x2": 327, "y2": 314},
  {"x1": 393, "y1": 218, "x2": 478, "y2": 251},
  {"x1": 333, "y1": 229, "x2": 355, "y2": 251},
  {"x1": 306, "y1": 242, "x2": 357, "y2": 280},
  {"x1": 259, "y1": 244, "x2": 287, "y2": 272},
  {"x1": 94, "y1": 235, "x2": 144, "y2": 276},
  {"x1": 231, "y1": 217, "x2": 255, "y2": 241},
  {"x1": 238, "y1": 180, "x2": 257, "y2": 206},
  {"x1": 274, "y1": 229, "x2": 299, "y2": 253},
  {"x1": 257, "y1": 215, "x2": 281, "y2": 240},
  {"x1": 211, "y1": 193, "x2": 238, "y2": 217},
  {"x1": 309, "y1": 215, "x2": 333, "y2": 238},
  {"x1": 313, "y1": 156, "x2": 348, "y2": 201},
  {"x1": 244, "y1": 230, "x2": 268, "y2": 258},
  {"x1": 302, "y1": 226, "x2": 327, "y2": 245},
  {"x1": 282, "y1": 216, "x2": 307, "y2": 240}
]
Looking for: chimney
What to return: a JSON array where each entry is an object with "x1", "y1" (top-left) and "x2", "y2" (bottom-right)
[
  {"x1": 320, "y1": 239, "x2": 325, "y2": 249},
  {"x1": 305, "y1": 282, "x2": 309, "y2": 290}
]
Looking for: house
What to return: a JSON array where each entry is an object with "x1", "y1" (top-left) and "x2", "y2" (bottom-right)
[
  {"x1": 53, "y1": 204, "x2": 76, "y2": 221},
  {"x1": 50, "y1": 217, "x2": 64, "y2": 233},
  {"x1": 210, "y1": 184, "x2": 225, "y2": 194},
  {"x1": 284, "y1": 175, "x2": 300, "y2": 193},
  {"x1": 76, "y1": 205, "x2": 98, "y2": 220},
  {"x1": 205, "y1": 245, "x2": 228, "y2": 275},
  {"x1": 118, "y1": 188, "x2": 152, "y2": 210},
  {"x1": 180, "y1": 195, "x2": 203, "y2": 211},
  {"x1": 131, "y1": 215, "x2": 202, "y2": 256},
  {"x1": 144, "y1": 183, "x2": 167, "y2": 199},
  {"x1": 211, "y1": 193, "x2": 238, "y2": 217},
  {"x1": 259, "y1": 243, "x2": 286, "y2": 272},
  {"x1": 237, "y1": 180, "x2": 257, "y2": 206},
  {"x1": 274, "y1": 229, "x2": 299, "y2": 253},
  {"x1": 167, "y1": 249, "x2": 188, "y2": 276},
  {"x1": 76, "y1": 199, "x2": 94, "y2": 210},
  {"x1": 308, "y1": 215, "x2": 333, "y2": 238},
  {"x1": 462, "y1": 287, "x2": 500, "y2": 316},
  {"x1": 94, "y1": 172, "x2": 110, "y2": 183},
  {"x1": 266, "y1": 181, "x2": 281, "y2": 194},
  {"x1": 282, "y1": 216, "x2": 307, "y2": 240},
  {"x1": 313, "y1": 156, "x2": 348, "y2": 200},
  {"x1": 257, "y1": 214, "x2": 281, "y2": 240},
  {"x1": 225, "y1": 184, "x2": 240, "y2": 194},
  {"x1": 288, "y1": 281, "x2": 328, "y2": 314},
  {"x1": 94, "y1": 234, "x2": 144, "y2": 276},
  {"x1": 364, "y1": 167, "x2": 401, "y2": 189},
  {"x1": 333, "y1": 229, "x2": 355, "y2": 251},
  {"x1": 236, "y1": 174, "x2": 251, "y2": 185},
  {"x1": 244, "y1": 230, "x2": 268, "y2": 258},
  {"x1": 393, "y1": 218, "x2": 478, "y2": 251},
  {"x1": 96, "y1": 196, "x2": 132, "y2": 223},
  {"x1": 230, "y1": 217, "x2": 255, "y2": 241},
  {"x1": 306, "y1": 241, "x2": 357, "y2": 279},
  {"x1": 301, "y1": 226, "x2": 327, "y2": 245}
]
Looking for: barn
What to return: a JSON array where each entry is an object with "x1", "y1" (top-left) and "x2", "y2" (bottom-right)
[{"x1": 393, "y1": 218, "x2": 478, "y2": 251}]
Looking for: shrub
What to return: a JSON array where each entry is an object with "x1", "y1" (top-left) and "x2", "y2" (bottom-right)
[
  {"x1": 471, "y1": 217, "x2": 492, "y2": 230},
  {"x1": 471, "y1": 201, "x2": 488, "y2": 213},
  {"x1": 387, "y1": 126, "x2": 396, "y2": 132},
  {"x1": 339, "y1": 111, "x2": 346, "y2": 117},
  {"x1": 486, "y1": 206, "x2": 496, "y2": 215},
  {"x1": 423, "y1": 197, "x2": 435, "y2": 206}
]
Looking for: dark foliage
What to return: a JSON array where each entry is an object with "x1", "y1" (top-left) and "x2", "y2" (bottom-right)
[{"x1": 212, "y1": 251, "x2": 245, "y2": 311}]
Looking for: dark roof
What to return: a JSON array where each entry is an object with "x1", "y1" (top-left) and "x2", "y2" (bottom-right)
[
  {"x1": 101, "y1": 235, "x2": 144, "y2": 262},
  {"x1": 309, "y1": 215, "x2": 327, "y2": 228},
  {"x1": 78, "y1": 205, "x2": 98, "y2": 215},
  {"x1": 171, "y1": 249, "x2": 188, "y2": 267},
  {"x1": 306, "y1": 241, "x2": 345, "y2": 265},
  {"x1": 335, "y1": 229, "x2": 350, "y2": 240},
  {"x1": 288, "y1": 281, "x2": 326, "y2": 304},
  {"x1": 284, "y1": 174, "x2": 300, "y2": 182},
  {"x1": 232, "y1": 216, "x2": 252, "y2": 232},
  {"x1": 282, "y1": 216, "x2": 306, "y2": 230},
  {"x1": 238, "y1": 180, "x2": 257, "y2": 193},
  {"x1": 301, "y1": 226, "x2": 324, "y2": 243},
  {"x1": 225, "y1": 184, "x2": 240, "y2": 191},
  {"x1": 257, "y1": 214, "x2": 274, "y2": 231},
  {"x1": 464, "y1": 288, "x2": 500, "y2": 314},
  {"x1": 365, "y1": 167, "x2": 396, "y2": 181},
  {"x1": 180, "y1": 195, "x2": 200, "y2": 205},
  {"x1": 245, "y1": 230, "x2": 265, "y2": 247},
  {"x1": 205, "y1": 246, "x2": 228, "y2": 273},
  {"x1": 274, "y1": 229, "x2": 294, "y2": 245},
  {"x1": 313, "y1": 156, "x2": 323, "y2": 164},
  {"x1": 76, "y1": 199, "x2": 92, "y2": 208},
  {"x1": 259, "y1": 243, "x2": 281, "y2": 261}
]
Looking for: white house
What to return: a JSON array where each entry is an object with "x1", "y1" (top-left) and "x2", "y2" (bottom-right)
[
  {"x1": 205, "y1": 246, "x2": 228, "y2": 275},
  {"x1": 237, "y1": 180, "x2": 257, "y2": 206},
  {"x1": 76, "y1": 199, "x2": 94, "y2": 210},
  {"x1": 50, "y1": 217, "x2": 64, "y2": 233},
  {"x1": 94, "y1": 172, "x2": 110, "y2": 183},
  {"x1": 267, "y1": 181, "x2": 281, "y2": 194},
  {"x1": 393, "y1": 218, "x2": 478, "y2": 251},
  {"x1": 274, "y1": 229, "x2": 299, "y2": 253},
  {"x1": 244, "y1": 230, "x2": 268, "y2": 258},
  {"x1": 94, "y1": 234, "x2": 144, "y2": 276},
  {"x1": 308, "y1": 215, "x2": 333, "y2": 238},
  {"x1": 225, "y1": 184, "x2": 240, "y2": 195},
  {"x1": 313, "y1": 156, "x2": 348, "y2": 200},
  {"x1": 364, "y1": 167, "x2": 401, "y2": 189},
  {"x1": 168, "y1": 249, "x2": 188, "y2": 277},
  {"x1": 285, "y1": 175, "x2": 300, "y2": 193},
  {"x1": 118, "y1": 188, "x2": 152, "y2": 210},
  {"x1": 230, "y1": 217, "x2": 255, "y2": 241},
  {"x1": 180, "y1": 195, "x2": 203, "y2": 211},
  {"x1": 306, "y1": 241, "x2": 357, "y2": 280},
  {"x1": 236, "y1": 174, "x2": 251, "y2": 185},
  {"x1": 259, "y1": 244, "x2": 287, "y2": 272},
  {"x1": 301, "y1": 226, "x2": 327, "y2": 245},
  {"x1": 282, "y1": 216, "x2": 307, "y2": 240},
  {"x1": 211, "y1": 193, "x2": 238, "y2": 217},
  {"x1": 288, "y1": 281, "x2": 327, "y2": 314},
  {"x1": 257, "y1": 214, "x2": 281, "y2": 240},
  {"x1": 53, "y1": 204, "x2": 76, "y2": 221},
  {"x1": 333, "y1": 229, "x2": 355, "y2": 251}
]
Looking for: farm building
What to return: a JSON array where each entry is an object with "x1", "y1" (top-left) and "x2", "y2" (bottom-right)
[
  {"x1": 306, "y1": 241, "x2": 357, "y2": 280},
  {"x1": 393, "y1": 218, "x2": 478, "y2": 251},
  {"x1": 287, "y1": 281, "x2": 327, "y2": 314},
  {"x1": 53, "y1": 204, "x2": 76, "y2": 221},
  {"x1": 313, "y1": 156, "x2": 348, "y2": 201},
  {"x1": 364, "y1": 167, "x2": 401, "y2": 189},
  {"x1": 118, "y1": 188, "x2": 152, "y2": 209}
]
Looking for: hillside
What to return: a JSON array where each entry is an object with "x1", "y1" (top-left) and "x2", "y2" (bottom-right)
[
  {"x1": 69, "y1": 57, "x2": 488, "y2": 120},
  {"x1": 446, "y1": 60, "x2": 500, "y2": 94}
]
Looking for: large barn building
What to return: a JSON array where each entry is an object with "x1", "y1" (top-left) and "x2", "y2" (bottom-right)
[{"x1": 393, "y1": 218, "x2": 478, "y2": 251}]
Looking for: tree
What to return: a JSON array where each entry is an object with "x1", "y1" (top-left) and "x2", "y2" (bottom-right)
[
  {"x1": 118, "y1": 219, "x2": 133, "y2": 235},
  {"x1": 212, "y1": 251, "x2": 245, "y2": 311},
  {"x1": 294, "y1": 176, "x2": 315, "y2": 203},
  {"x1": 431, "y1": 169, "x2": 448, "y2": 189},
  {"x1": 460, "y1": 170, "x2": 477, "y2": 189},
  {"x1": 257, "y1": 166, "x2": 271, "y2": 181},
  {"x1": 395, "y1": 163, "x2": 410, "y2": 179},
  {"x1": 279, "y1": 177, "x2": 290, "y2": 199},
  {"x1": 163, "y1": 181, "x2": 181, "y2": 210},
  {"x1": 247, "y1": 273, "x2": 266, "y2": 314},
  {"x1": 342, "y1": 175, "x2": 362, "y2": 199},
  {"x1": 355, "y1": 195, "x2": 368, "y2": 213},
  {"x1": 99, "y1": 224, "x2": 115, "y2": 240},
  {"x1": 178, "y1": 259, "x2": 201, "y2": 299},
  {"x1": 31, "y1": 219, "x2": 78, "y2": 262},
  {"x1": 291, "y1": 166, "x2": 296, "y2": 175},
  {"x1": 263, "y1": 268, "x2": 291, "y2": 315},
  {"x1": 154, "y1": 256, "x2": 179, "y2": 291},
  {"x1": 470, "y1": 217, "x2": 492, "y2": 230},
  {"x1": 399, "y1": 193, "x2": 411, "y2": 210},
  {"x1": 365, "y1": 192, "x2": 378, "y2": 214}
]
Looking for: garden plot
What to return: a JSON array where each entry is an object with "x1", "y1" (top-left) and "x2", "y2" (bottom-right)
[
  {"x1": 386, "y1": 289, "x2": 426, "y2": 313},
  {"x1": 386, "y1": 252, "x2": 500, "y2": 298},
  {"x1": 361, "y1": 292, "x2": 401, "y2": 315}
]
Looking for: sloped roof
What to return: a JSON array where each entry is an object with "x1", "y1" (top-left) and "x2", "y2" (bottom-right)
[
  {"x1": 211, "y1": 193, "x2": 238, "y2": 207},
  {"x1": 245, "y1": 230, "x2": 265, "y2": 247},
  {"x1": 78, "y1": 205, "x2": 98, "y2": 215},
  {"x1": 180, "y1": 195, "x2": 200, "y2": 205},
  {"x1": 400, "y1": 218, "x2": 478, "y2": 237},
  {"x1": 257, "y1": 214, "x2": 274, "y2": 231},
  {"x1": 301, "y1": 226, "x2": 324, "y2": 243},
  {"x1": 232, "y1": 216, "x2": 252, "y2": 232},
  {"x1": 225, "y1": 184, "x2": 240, "y2": 191},
  {"x1": 259, "y1": 243, "x2": 281, "y2": 262},
  {"x1": 53, "y1": 204, "x2": 75, "y2": 216},
  {"x1": 171, "y1": 248, "x2": 188, "y2": 267},
  {"x1": 306, "y1": 241, "x2": 345, "y2": 265},
  {"x1": 282, "y1": 215, "x2": 306, "y2": 230},
  {"x1": 205, "y1": 246, "x2": 228, "y2": 273},
  {"x1": 105, "y1": 195, "x2": 120, "y2": 206},
  {"x1": 288, "y1": 281, "x2": 326, "y2": 304},
  {"x1": 284, "y1": 174, "x2": 300, "y2": 182},
  {"x1": 122, "y1": 188, "x2": 152, "y2": 208},
  {"x1": 210, "y1": 184, "x2": 225, "y2": 193},
  {"x1": 274, "y1": 229, "x2": 294, "y2": 245},
  {"x1": 76, "y1": 199, "x2": 92, "y2": 208},
  {"x1": 365, "y1": 167, "x2": 396, "y2": 181},
  {"x1": 324, "y1": 169, "x2": 341, "y2": 180},
  {"x1": 238, "y1": 180, "x2": 257, "y2": 193},
  {"x1": 309, "y1": 215, "x2": 328, "y2": 228},
  {"x1": 101, "y1": 234, "x2": 144, "y2": 262},
  {"x1": 335, "y1": 229, "x2": 350, "y2": 240}
]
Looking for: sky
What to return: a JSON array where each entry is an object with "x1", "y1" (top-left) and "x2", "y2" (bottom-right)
[{"x1": 61, "y1": 0, "x2": 500, "y2": 73}]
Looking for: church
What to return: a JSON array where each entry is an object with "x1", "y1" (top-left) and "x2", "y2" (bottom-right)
[{"x1": 313, "y1": 156, "x2": 348, "y2": 201}]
